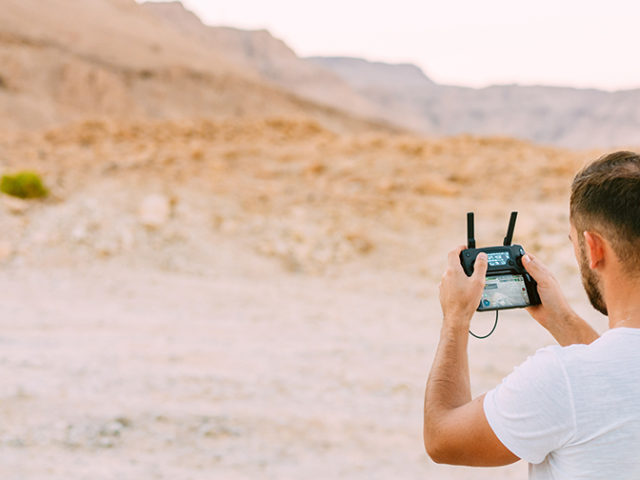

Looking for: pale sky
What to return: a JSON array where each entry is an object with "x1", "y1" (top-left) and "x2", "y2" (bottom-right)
[{"x1": 142, "y1": 0, "x2": 640, "y2": 91}]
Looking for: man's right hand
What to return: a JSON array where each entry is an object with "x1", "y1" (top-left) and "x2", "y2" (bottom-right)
[
  {"x1": 522, "y1": 253, "x2": 575, "y2": 330},
  {"x1": 522, "y1": 252, "x2": 599, "y2": 346}
]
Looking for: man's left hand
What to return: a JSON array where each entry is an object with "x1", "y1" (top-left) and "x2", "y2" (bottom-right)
[{"x1": 439, "y1": 246, "x2": 488, "y2": 328}]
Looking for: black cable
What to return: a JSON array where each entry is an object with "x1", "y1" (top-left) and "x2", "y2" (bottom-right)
[{"x1": 469, "y1": 310, "x2": 499, "y2": 339}]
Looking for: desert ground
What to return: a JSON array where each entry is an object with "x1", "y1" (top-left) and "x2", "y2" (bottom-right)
[
  {"x1": 0, "y1": 0, "x2": 633, "y2": 478},
  {"x1": 0, "y1": 117, "x2": 612, "y2": 479}
]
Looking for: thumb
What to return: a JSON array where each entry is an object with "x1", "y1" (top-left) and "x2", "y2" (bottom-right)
[
  {"x1": 472, "y1": 253, "x2": 488, "y2": 280},
  {"x1": 522, "y1": 253, "x2": 544, "y2": 282}
]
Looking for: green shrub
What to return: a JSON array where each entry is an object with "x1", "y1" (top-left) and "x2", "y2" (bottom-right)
[{"x1": 0, "y1": 171, "x2": 49, "y2": 199}]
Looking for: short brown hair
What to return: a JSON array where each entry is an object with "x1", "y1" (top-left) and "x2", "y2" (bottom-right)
[{"x1": 570, "y1": 151, "x2": 640, "y2": 274}]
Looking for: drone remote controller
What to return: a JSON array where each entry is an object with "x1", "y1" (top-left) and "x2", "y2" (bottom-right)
[{"x1": 459, "y1": 212, "x2": 541, "y2": 311}]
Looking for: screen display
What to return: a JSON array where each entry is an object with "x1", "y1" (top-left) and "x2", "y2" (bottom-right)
[
  {"x1": 479, "y1": 274, "x2": 530, "y2": 310},
  {"x1": 486, "y1": 251, "x2": 510, "y2": 267}
]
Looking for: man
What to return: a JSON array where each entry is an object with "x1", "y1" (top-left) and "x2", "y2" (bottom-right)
[{"x1": 423, "y1": 151, "x2": 640, "y2": 478}]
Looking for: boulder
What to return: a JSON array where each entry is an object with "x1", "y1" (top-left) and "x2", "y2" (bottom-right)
[{"x1": 139, "y1": 194, "x2": 171, "y2": 229}]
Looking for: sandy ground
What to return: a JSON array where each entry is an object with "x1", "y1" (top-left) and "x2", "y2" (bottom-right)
[
  {"x1": 0, "y1": 238, "x2": 607, "y2": 479},
  {"x1": 0, "y1": 117, "x2": 611, "y2": 478}
]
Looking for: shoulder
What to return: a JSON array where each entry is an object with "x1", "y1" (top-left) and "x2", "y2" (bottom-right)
[
  {"x1": 484, "y1": 346, "x2": 578, "y2": 463},
  {"x1": 503, "y1": 345, "x2": 572, "y2": 389},
  {"x1": 486, "y1": 344, "x2": 576, "y2": 417}
]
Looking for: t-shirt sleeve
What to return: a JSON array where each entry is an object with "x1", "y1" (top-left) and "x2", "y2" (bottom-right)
[{"x1": 483, "y1": 346, "x2": 576, "y2": 464}]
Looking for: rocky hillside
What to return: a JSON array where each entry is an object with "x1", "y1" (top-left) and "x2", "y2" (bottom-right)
[
  {"x1": 141, "y1": 1, "x2": 381, "y2": 120},
  {"x1": 0, "y1": 116, "x2": 594, "y2": 275},
  {"x1": 2, "y1": 0, "x2": 637, "y2": 148},
  {"x1": 0, "y1": 0, "x2": 383, "y2": 133},
  {"x1": 309, "y1": 57, "x2": 640, "y2": 148},
  {"x1": 139, "y1": 0, "x2": 640, "y2": 148}
]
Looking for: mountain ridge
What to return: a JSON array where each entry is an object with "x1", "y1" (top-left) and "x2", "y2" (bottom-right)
[
  {"x1": 1, "y1": 0, "x2": 638, "y2": 148},
  {"x1": 0, "y1": 0, "x2": 393, "y2": 134},
  {"x1": 141, "y1": 1, "x2": 640, "y2": 148},
  {"x1": 308, "y1": 56, "x2": 640, "y2": 148},
  {"x1": 140, "y1": 1, "x2": 383, "y2": 120}
]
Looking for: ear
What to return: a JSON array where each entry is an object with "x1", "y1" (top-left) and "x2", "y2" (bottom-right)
[{"x1": 583, "y1": 231, "x2": 606, "y2": 270}]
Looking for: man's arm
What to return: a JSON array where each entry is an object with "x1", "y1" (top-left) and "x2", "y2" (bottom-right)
[
  {"x1": 522, "y1": 253, "x2": 599, "y2": 346},
  {"x1": 423, "y1": 246, "x2": 519, "y2": 466},
  {"x1": 424, "y1": 324, "x2": 519, "y2": 466}
]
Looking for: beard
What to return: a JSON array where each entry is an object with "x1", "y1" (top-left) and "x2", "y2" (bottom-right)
[{"x1": 578, "y1": 242, "x2": 608, "y2": 315}]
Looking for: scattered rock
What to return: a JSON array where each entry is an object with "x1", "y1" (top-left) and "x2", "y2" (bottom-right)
[
  {"x1": 139, "y1": 194, "x2": 171, "y2": 229},
  {"x1": 96, "y1": 436, "x2": 116, "y2": 448},
  {"x1": 196, "y1": 417, "x2": 240, "y2": 438},
  {"x1": 345, "y1": 232, "x2": 374, "y2": 254},
  {"x1": 413, "y1": 176, "x2": 459, "y2": 196},
  {"x1": 2, "y1": 196, "x2": 29, "y2": 215},
  {"x1": 304, "y1": 161, "x2": 326, "y2": 175},
  {"x1": 94, "y1": 239, "x2": 119, "y2": 257},
  {"x1": 100, "y1": 419, "x2": 126, "y2": 437}
]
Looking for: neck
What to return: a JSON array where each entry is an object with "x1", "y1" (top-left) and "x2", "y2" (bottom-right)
[{"x1": 605, "y1": 272, "x2": 640, "y2": 329}]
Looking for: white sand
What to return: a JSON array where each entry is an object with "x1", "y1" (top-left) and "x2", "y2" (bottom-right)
[{"x1": 0, "y1": 242, "x2": 606, "y2": 479}]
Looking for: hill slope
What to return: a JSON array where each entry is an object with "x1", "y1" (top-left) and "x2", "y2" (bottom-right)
[
  {"x1": 136, "y1": 0, "x2": 640, "y2": 149},
  {"x1": 310, "y1": 57, "x2": 640, "y2": 148},
  {"x1": 0, "y1": 0, "x2": 383, "y2": 133},
  {"x1": 141, "y1": 1, "x2": 381, "y2": 120},
  {"x1": 2, "y1": 0, "x2": 637, "y2": 147}
]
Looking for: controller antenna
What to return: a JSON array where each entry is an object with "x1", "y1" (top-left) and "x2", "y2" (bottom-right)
[
  {"x1": 503, "y1": 211, "x2": 518, "y2": 246},
  {"x1": 466, "y1": 212, "x2": 476, "y2": 249}
]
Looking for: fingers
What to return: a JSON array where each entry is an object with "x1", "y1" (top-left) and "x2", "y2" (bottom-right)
[
  {"x1": 522, "y1": 252, "x2": 550, "y2": 282},
  {"x1": 521, "y1": 253, "x2": 536, "y2": 276},
  {"x1": 471, "y1": 252, "x2": 488, "y2": 281}
]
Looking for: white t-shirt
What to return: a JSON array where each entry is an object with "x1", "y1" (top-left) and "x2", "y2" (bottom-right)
[{"x1": 484, "y1": 327, "x2": 640, "y2": 479}]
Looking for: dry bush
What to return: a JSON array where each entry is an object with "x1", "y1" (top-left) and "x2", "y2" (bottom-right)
[{"x1": 0, "y1": 171, "x2": 49, "y2": 199}]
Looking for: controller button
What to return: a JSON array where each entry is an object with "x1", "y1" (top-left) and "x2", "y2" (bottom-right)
[{"x1": 482, "y1": 299, "x2": 491, "y2": 307}]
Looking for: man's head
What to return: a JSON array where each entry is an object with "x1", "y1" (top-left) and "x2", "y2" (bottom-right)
[{"x1": 569, "y1": 151, "x2": 640, "y2": 315}]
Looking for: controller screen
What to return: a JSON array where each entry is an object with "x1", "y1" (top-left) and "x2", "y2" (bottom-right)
[
  {"x1": 486, "y1": 251, "x2": 510, "y2": 266},
  {"x1": 480, "y1": 274, "x2": 530, "y2": 310}
]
